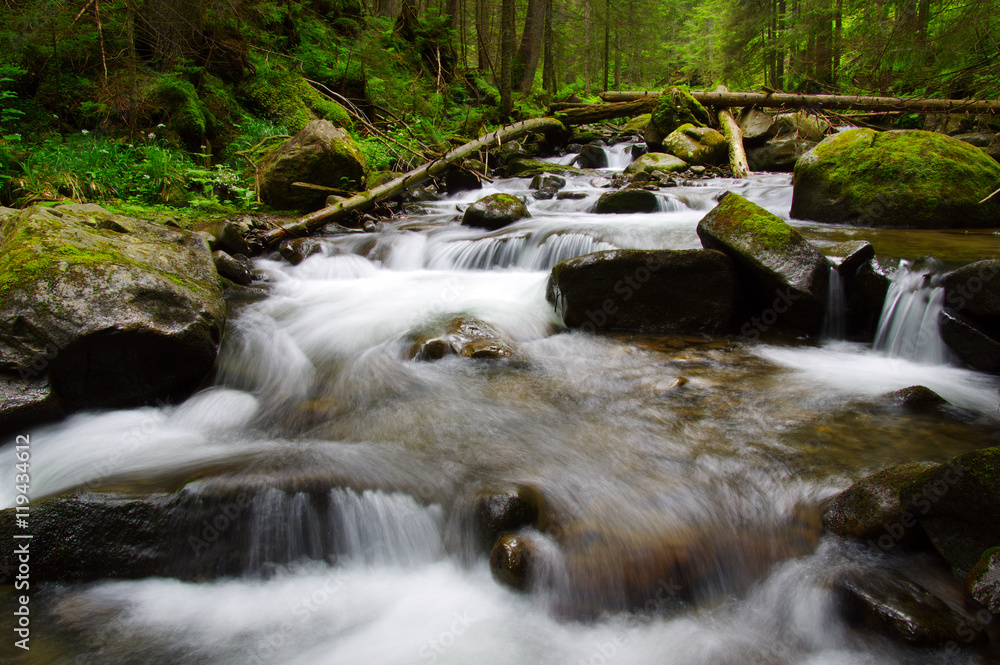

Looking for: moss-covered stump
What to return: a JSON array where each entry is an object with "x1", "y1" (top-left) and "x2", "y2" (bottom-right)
[
  {"x1": 623, "y1": 152, "x2": 688, "y2": 176},
  {"x1": 546, "y1": 249, "x2": 738, "y2": 334},
  {"x1": 646, "y1": 86, "x2": 711, "y2": 148},
  {"x1": 407, "y1": 317, "x2": 516, "y2": 360},
  {"x1": 0, "y1": 204, "x2": 225, "y2": 428},
  {"x1": 462, "y1": 193, "x2": 531, "y2": 230},
  {"x1": 663, "y1": 124, "x2": 727, "y2": 166},
  {"x1": 697, "y1": 192, "x2": 830, "y2": 336},
  {"x1": 593, "y1": 188, "x2": 660, "y2": 214},
  {"x1": 967, "y1": 547, "x2": 1000, "y2": 615},
  {"x1": 259, "y1": 119, "x2": 367, "y2": 211},
  {"x1": 791, "y1": 129, "x2": 1000, "y2": 228}
]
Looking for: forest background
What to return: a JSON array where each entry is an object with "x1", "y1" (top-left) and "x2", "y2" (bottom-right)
[{"x1": 0, "y1": 0, "x2": 995, "y2": 215}]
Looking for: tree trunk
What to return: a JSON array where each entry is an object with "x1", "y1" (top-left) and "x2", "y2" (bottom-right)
[
  {"x1": 542, "y1": 0, "x2": 555, "y2": 96},
  {"x1": 514, "y1": 0, "x2": 545, "y2": 93},
  {"x1": 261, "y1": 117, "x2": 568, "y2": 249},
  {"x1": 583, "y1": 0, "x2": 592, "y2": 95},
  {"x1": 715, "y1": 86, "x2": 750, "y2": 178},
  {"x1": 602, "y1": 0, "x2": 610, "y2": 92},
  {"x1": 376, "y1": 0, "x2": 398, "y2": 18},
  {"x1": 499, "y1": 0, "x2": 515, "y2": 118}
]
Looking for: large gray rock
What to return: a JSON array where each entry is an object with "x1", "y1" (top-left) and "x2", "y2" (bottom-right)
[
  {"x1": 791, "y1": 129, "x2": 1000, "y2": 228},
  {"x1": 260, "y1": 119, "x2": 367, "y2": 211},
  {"x1": 697, "y1": 192, "x2": 830, "y2": 335},
  {"x1": 663, "y1": 124, "x2": 727, "y2": 166},
  {"x1": 0, "y1": 205, "x2": 226, "y2": 428},
  {"x1": 547, "y1": 249, "x2": 739, "y2": 334},
  {"x1": 462, "y1": 193, "x2": 531, "y2": 230},
  {"x1": 739, "y1": 109, "x2": 779, "y2": 147},
  {"x1": 593, "y1": 188, "x2": 660, "y2": 214},
  {"x1": 747, "y1": 137, "x2": 817, "y2": 172},
  {"x1": 624, "y1": 152, "x2": 688, "y2": 175}
]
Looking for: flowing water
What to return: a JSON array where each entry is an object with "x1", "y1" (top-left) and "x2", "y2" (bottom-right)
[{"x1": 3, "y1": 152, "x2": 1000, "y2": 665}]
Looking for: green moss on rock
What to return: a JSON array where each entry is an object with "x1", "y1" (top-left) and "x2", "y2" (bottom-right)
[
  {"x1": 791, "y1": 129, "x2": 1000, "y2": 228},
  {"x1": 238, "y1": 58, "x2": 351, "y2": 134}
]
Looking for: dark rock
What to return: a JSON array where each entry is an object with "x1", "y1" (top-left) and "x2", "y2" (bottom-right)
[
  {"x1": 529, "y1": 174, "x2": 567, "y2": 190},
  {"x1": 747, "y1": 137, "x2": 817, "y2": 172},
  {"x1": 408, "y1": 317, "x2": 516, "y2": 360},
  {"x1": 557, "y1": 191, "x2": 588, "y2": 200},
  {"x1": 697, "y1": 192, "x2": 830, "y2": 335},
  {"x1": 791, "y1": 129, "x2": 1000, "y2": 228},
  {"x1": 773, "y1": 112, "x2": 831, "y2": 142},
  {"x1": 835, "y1": 573, "x2": 987, "y2": 646},
  {"x1": 885, "y1": 385, "x2": 948, "y2": 409},
  {"x1": 259, "y1": 119, "x2": 366, "y2": 211},
  {"x1": 444, "y1": 160, "x2": 485, "y2": 195},
  {"x1": 504, "y1": 157, "x2": 586, "y2": 179},
  {"x1": 0, "y1": 374, "x2": 63, "y2": 431},
  {"x1": 217, "y1": 219, "x2": 252, "y2": 256},
  {"x1": 854, "y1": 256, "x2": 901, "y2": 318},
  {"x1": 663, "y1": 124, "x2": 727, "y2": 166},
  {"x1": 823, "y1": 462, "x2": 939, "y2": 543},
  {"x1": 941, "y1": 259, "x2": 1000, "y2": 330},
  {"x1": 322, "y1": 222, "x2": 365, "y2": 235},
  {"x1": 531, "y1": 188, "x2": 557, "y2": 200},
  {"x1": 623, "y1": 152, "x2": 687, "y2": 175},
  {"x1": 905, "y1": 447, "x2": 1000, "y2": 576},
  {"x1": 476, "y1": 486, "x2": 542, "y2": 550},
  {"x1": 593, "y1": 188, "x2": 660, "y2": 214},
  {"x1": 739, "y1": 109, "x2": 779, "y2": 147},
  {"x1": 0, "y1": 205, "x2": 225, "y2": 423},
  {"x1": 279, "y1": 237, "x2": 329, "y2": 265},
  {"x1": 938, "y1": 309, "x2": 1000, "y2": 372},
  {"x1": 967, "y1": 547, "x2": 1000, "y2": 615},
  {"x1": 833, "y1": 240, "x2": 875, "y2": 277},
  {"x1": 462, "y1": 194, "x2": 531, "y2": 230},
  {"x1": 576, "y1": 144, "x2": 609, "y2": 169},
  {"x1": 547, "y1": 249, "x2": 738, "y2": 334},
  {"x1": 630, "y1": 143, "x2": 648, "y2": 159},
  {"x1": 490, "y1": 533, "x2": 536, "y2": 591},
  {"x1": 213, "y1": 250, "x2": 252, "y2": 286}
]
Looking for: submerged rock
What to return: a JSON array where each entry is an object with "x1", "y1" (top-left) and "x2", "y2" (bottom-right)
[
  {"x1": 697, "y1": 192, "x2": 830, "y2": 335},
  {"x1": 462, "y1": 193, "x2": 531, "y2": 231},
  {"x1": 0, "y1": 205, "x2": 225, "y2": 428},
  {"x1": 791, "y1": 129, "x2": 1000, "y2": 228},
  {"x1": 884, "y1": 385, "x2": 948, "y2": 409},
  {"x1": 476, "y1": 486, "x2": 543, "y2": 551},
  {"x1": 408, "y1": 317, "x2": 516, "y2": 360},
  {"x1": 490, "y1": 533, "x2": 536, "y2": 591},
  {"x1": 663, "y1": 124, "x2": 727, "y2": 166},
  {"x1": 259, "y1": 119, "x2": 367, "y2": 211},
  {"x1": 593, "y1": 188, "x2": 660, "y2": 214},
  {"x1": 529, "y1": 174, "x2": 567, "y2": 191},
  {"x1": 547, "y1": 249, "x2": 738, "y2": 334},
  {"x1": 623, "y1": 152, "x2": 688, "y2": 175}
]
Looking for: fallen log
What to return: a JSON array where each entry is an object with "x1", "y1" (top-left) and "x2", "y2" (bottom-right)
[
  {"x1": 599, "y1": 90, "x2": 1000, "y2": 113},
  {"x1": 715, "y1": 86, "x2": 750, "y2": 178},
  {"x1": 554, "y1": 98, "x2": 658, "y2": 124},
  {"x1": 261, "y1": 117, "x2": 567, "y2": 249}
]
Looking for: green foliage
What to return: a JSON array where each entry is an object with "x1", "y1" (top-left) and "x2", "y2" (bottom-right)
[{"x1": 237, "y1": 56, "x2": 350, "y2": 133}]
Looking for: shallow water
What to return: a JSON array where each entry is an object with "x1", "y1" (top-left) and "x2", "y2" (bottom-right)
[{"x1": 3, "y1": 159, "x2": 999, "y2": 665}]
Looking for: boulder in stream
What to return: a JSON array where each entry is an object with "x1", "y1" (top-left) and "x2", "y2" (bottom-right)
[
  {"x1": 791, "y1": 129, "x2": 1000, "y2": 228},
  {"x1": 547, "y1": 249, "x2": 738, "y2": 334},
  {"x1": 938, "y1": 309, "x2": 1000, "y2": 373},
  {"x1": 462, "y1": 193, "x2": 531, "y2": 231},
  {"x1": 408, "y1": 317, "x2": 516, "y2": 360},
  {"x1": 746, "y1": 137, "x2": 817, "y2": 172},
  {"x1": 697, "y1": 192, "x2": 830, "y2": 336},
  {"x1": 593, "y1": 188, "x2": 661, "y2": 214},
  {"x1": 663, "y1": 124, "x2": 727, "y2": 166},
  {"x1": 738, "y1": 108, "x2": 779, "y2": 147},
  {"x1": 259, "y1": 119, "x2": 367, "y2": 211},
  {"x1": 0, "y1": 204, "x2": 225, "y2": 428},
  {"x1": 623, "y1": 152, "x2": 688, "y2": 176}
]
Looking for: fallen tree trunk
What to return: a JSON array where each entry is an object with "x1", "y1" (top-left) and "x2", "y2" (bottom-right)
[
  {"x1": 553, "y1": 98, "x2": 658, "y2": 124},
  {"x1": 599, "y1": 90, "x2": 1000, "y2": 113},
  {"x1": 261, "y1": 117, "x2": 567, "y2": 249},
  {"x1": 715, "y1": 86, "x2": 750, "y2": 178}
]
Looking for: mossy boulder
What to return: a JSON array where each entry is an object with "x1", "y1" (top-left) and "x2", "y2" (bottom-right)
[
  {"x1": 624, "y1": 152, "x2": 688, "y2": 175},
  {"x1": 966, "y1": 547, "x2": 1000, "y2": 615},
  {"x1": 0, "y1": 204, "x2": 225, "y2": 428},
  {"x1": 623, "y1": 113, "x2": 651, "y2": 132},
  {"x1": 260, "y1": 119, "x2": 367, "y2": 211},
  {"x1": 663, "y1": 124, "x2": 727, "y2": 166},
  {"x1": 791, "y1": 129, "x2": 1000, "y2": 228},
  {"x1": 546, "y1": 249, "x2": 739, "y2": 334},
  {"x1": 504, "y1": 157, "x2": 586, "y2": 178},
  {"x1": 237, "y1": 58, "x2": 351, "y2": 133},
  {"x1": 697, "y1": 192, "x2": 830, "y2": 335},
  {"x1": 462, "y1": 193, "x2": 531, "y2": 230},
  {"x1": 593, "y1": 188, "x2": 660, "y2": 214},
  {"x1": 647, "y1": 86, "x2": 711, "y2": 147},
  {"x1": 151, "y1": 75, "x2": 216, "y2": 146}
]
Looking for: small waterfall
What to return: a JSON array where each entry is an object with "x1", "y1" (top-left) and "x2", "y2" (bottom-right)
[
  {"x1": 603, "y1": 142, "x2": 640, "y2": 171},
  {"x1": 872, "y1": 262, "x2": 951, "y2": 364},
  {"x1": 245, "y1": 487, "x2": 444, "y2": 571},
  {"x1": 426, "y1": 233, "x2": 617, "y2": 271},
  {"x1": 821, "y1": 266, "x2": 846, "y2": 340}
]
